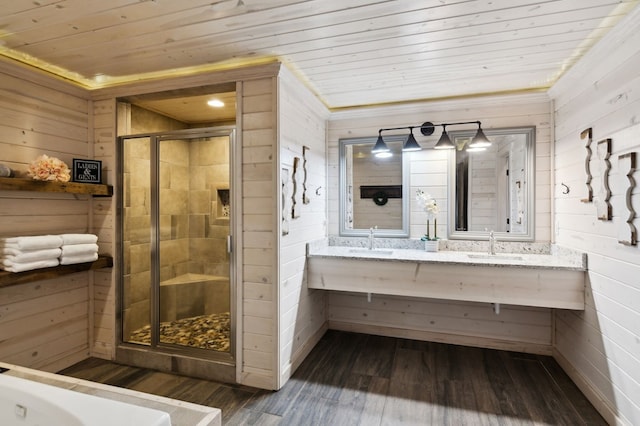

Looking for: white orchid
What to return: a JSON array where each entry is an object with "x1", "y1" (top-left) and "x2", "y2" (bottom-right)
[
  {"x1": 416, "y1": 189, "x2": 439, "y2": 219},
  {"x1": 416, "y1": 189, "x2": 439, "y2": 240}
]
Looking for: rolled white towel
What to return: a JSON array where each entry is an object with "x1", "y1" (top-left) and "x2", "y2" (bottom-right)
[
  {"x1": 61, "y1": 244, "x2": 98, "y2": 257},
  {"x1": 60, "y1": 252, "x2": 99, "y2": 265},
  {"x1": 0, "y1": 235, "x2": 63, "y2": 251},
  {"x1": 1, "y1": 247, "x2": 62, "y2": 263},
  {"x1": 1, "y1": 258, "x2": 59, "y2": 272},
  {"x1": 60, "y1": 234, "x2": 98, "y2": 245}
]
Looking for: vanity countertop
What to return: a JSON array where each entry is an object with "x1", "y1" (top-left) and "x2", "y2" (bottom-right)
[{"x1": 307, "y1": 239, "x2": 586, "y2": 271}]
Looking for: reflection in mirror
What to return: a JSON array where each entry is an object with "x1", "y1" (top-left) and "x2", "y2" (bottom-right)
[
  {"x1": 448, "y1": 127, "x2": 535, "y2": 241},
  {"x1": 339, "y1": 135, "x2": 409, "y2": 237}
]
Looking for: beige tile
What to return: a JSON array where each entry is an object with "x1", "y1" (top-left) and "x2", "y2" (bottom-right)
[
  {"x1": 130, "y1": 158, "x2": 151, "y2": 187},
  {"x1": 129, "y1": 243, "x2": 151, "y2": 274},
  {"x1": 189, "y1": 215, "x2": 205, "y2": 238},
  {"x1": 204, "y1": 280, "x2": 230, "y2": 314},
  {"x1": 160, "y1": 189, "x2": 188, "y2": 215},
  {"x1": 170, "y1": 164, "x2": 190, "y2": 190},
  {"x1": 160, "y1": 239, "x2": 189, "y2": 267},
  {"x1": 172, "y1": 214, "x2": 189, "y2": 239},
  {"x1": 159, "y1": 162, "x2": 171, "y2": 189},
  {"x1": 125, "y1": 271, "x2": 151, "y2": 306},
  {"x1": 160, "y1": 140, "x2": 189, "y2": 166},
  {"x1": 124, "y1": 214, "x2": 151, "y2": 244},
  {"x1": 189, "y1": 190, "x2": 211, "y2": 214}
]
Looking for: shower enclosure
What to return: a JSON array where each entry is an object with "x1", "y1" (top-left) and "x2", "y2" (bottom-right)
[{"x1": 118, "y1": 127, "x2": 236, "y2": 364}]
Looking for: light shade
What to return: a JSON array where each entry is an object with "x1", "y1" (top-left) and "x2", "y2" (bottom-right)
[
  {"x1": 371, "y1": 134, "x2": 390, "y2": 155},
  {"x1": 469, "y1": 127, "x2": 491, "y2": 148},
  {"x1": 402, "y1": 129, "x2": 421, "y2": 152},
  {"x1": 433, "y1": 128, "x2": 455, "y2": 149}
]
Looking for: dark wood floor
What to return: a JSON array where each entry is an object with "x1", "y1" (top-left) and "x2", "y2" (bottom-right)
[{"x1": 60, "y1": 330, "x2": 606, "y2": 425}]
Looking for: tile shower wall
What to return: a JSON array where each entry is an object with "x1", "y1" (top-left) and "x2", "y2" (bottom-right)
[
  {"x1": 186, "y1": 137, "x2": 230, "y2": 278},
  {"x1": 158, "y1": 139, "x2": 190, "y2": 281}
]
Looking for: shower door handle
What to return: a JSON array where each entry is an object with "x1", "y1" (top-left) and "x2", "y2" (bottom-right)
[{"x1": 227, "y1": 235, "x2": 232, "y2": 253}]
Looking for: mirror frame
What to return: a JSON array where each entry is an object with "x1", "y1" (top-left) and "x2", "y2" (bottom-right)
[
  {"x1": 447, "y1": 126, "x2": 536, "y2": 241},
  {"x1": 339, "y1": 135, "x2": 410, "y2": 237}
]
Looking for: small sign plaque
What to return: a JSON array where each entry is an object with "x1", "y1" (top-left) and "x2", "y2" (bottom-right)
[{"x1": 72, "y1": 159, "x2": 102, "y2": 184}]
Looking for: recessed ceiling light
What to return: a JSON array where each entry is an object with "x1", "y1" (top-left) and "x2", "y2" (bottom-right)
[{"x1": 207, "y1": 99, "x2": 225, "y2": 108}]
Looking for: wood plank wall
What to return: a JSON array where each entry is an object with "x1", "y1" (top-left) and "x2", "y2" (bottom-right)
[
  {"x1": 276, "y1": 67, "x2": 329, "y2": 388},
  {"x1": 0, "y1": 60, "x2": 94, "y2": 371},
  {"x1": 327, "y1": 93, "x2": 554, "y2": 354},
  {"x1": 549, "y1": 7, "x2": 640, "y2": 425},
  {"x1": 91, "y1": 99, "x2": 116, "y2": 359},
  {"x1": 240, "y1": 77, "x2": 279, "y2": 389}
]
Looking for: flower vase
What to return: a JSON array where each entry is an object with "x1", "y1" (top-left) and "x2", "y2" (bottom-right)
[{"x1": 424, "y1": 240, "x2": 439, "y2": 252}]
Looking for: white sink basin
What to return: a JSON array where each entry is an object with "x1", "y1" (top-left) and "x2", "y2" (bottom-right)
[
  {"x1": 348, "y1": 248, "x2": 394, "y2": 255},
  {"x1": 467, "y1": 253, "x2": 524, "y2": 261}
]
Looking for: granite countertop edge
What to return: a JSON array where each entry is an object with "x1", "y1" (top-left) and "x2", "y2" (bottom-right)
[{"x1": 307, "y1": 238, "x2": 587, "y2": 271}]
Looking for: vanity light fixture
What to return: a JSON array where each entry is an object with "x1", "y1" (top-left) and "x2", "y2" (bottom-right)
[{"x1": 375, "y1": 120, "x2": 491, "y2": 153}]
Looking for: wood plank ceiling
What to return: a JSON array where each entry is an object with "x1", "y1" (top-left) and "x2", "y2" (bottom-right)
[{"x1": 1, "y1": 0, "x2": 638, "y2": 112}]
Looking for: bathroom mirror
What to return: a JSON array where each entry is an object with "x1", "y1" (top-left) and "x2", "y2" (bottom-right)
[
  {"x1": 339, "y1": 135, "x2": 409, "y2": 237},
  {"x1": 448, "y1": 126, "x2": 535, "y2": 241}
]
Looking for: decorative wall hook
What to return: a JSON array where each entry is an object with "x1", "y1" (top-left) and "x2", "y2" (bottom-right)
[
  {"x1": 302, "y1": 146, "x2": 310, "y2": 204},
  {"x1": 561, "y1": 183, "x2": 570, "y2": 194},
  {"x1": 579, "y1": 128, "x2": 593, "y2": 203},
  {"x1": 618, "y1": 152, "x2": 637, "y2": 246}
]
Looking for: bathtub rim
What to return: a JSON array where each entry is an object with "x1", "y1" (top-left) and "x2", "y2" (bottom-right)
[{"x1": 0, "y1": 361, "x2": 221, "y2": 426}]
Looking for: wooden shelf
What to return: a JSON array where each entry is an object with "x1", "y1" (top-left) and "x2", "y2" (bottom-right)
[
  {"x1": 0, "y1": 256, "x2": 113, "y2": 288},
  {"x1": 0, "y1": 177, "x2": 113, "y2": 196},
  {"x1": 0, "y1": 177, "x2": 114, "y2": 287}
]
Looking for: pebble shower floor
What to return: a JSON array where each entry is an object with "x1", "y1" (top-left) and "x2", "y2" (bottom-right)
[{"x1": 129, "y1": 312, "x2": 230, "y2": 352}]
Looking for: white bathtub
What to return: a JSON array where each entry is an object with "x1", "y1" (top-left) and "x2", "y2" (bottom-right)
[{"x1": 0, "y1": 373, "x2": 171, "y2": 426}]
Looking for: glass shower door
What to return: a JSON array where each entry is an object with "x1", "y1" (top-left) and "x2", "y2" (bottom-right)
[
  {"x1": 121, "y1": 135, "x2": 153, "y2": 347},
  {"x1": 157, "y1": 135, "x2": 231, "y2": 352},
  {"x1": 120, "y1": 129, "x2": 233, "y2": 355}
]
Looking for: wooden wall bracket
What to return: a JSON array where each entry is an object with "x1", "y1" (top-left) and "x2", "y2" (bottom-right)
[
  {"x1": 618, "y1": 152, "x2": 637, "y2": 245},
  {"x1": 302, "y1": 146, "x2": 310, "y2": 204},
  {"x1": 579, "y1": 128, "x2": 593, "y2": 203},
  {"x1": 596, "y1": 138, "x2": 612, "y2": 220}
]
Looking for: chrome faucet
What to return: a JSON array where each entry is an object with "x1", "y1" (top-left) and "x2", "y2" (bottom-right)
[
  {"x1": 368, "y1": 226, "x2": 377, "y2": 250},
  {"x1": 488, "y1": 230, "x2": 496, "y2": 255}
]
